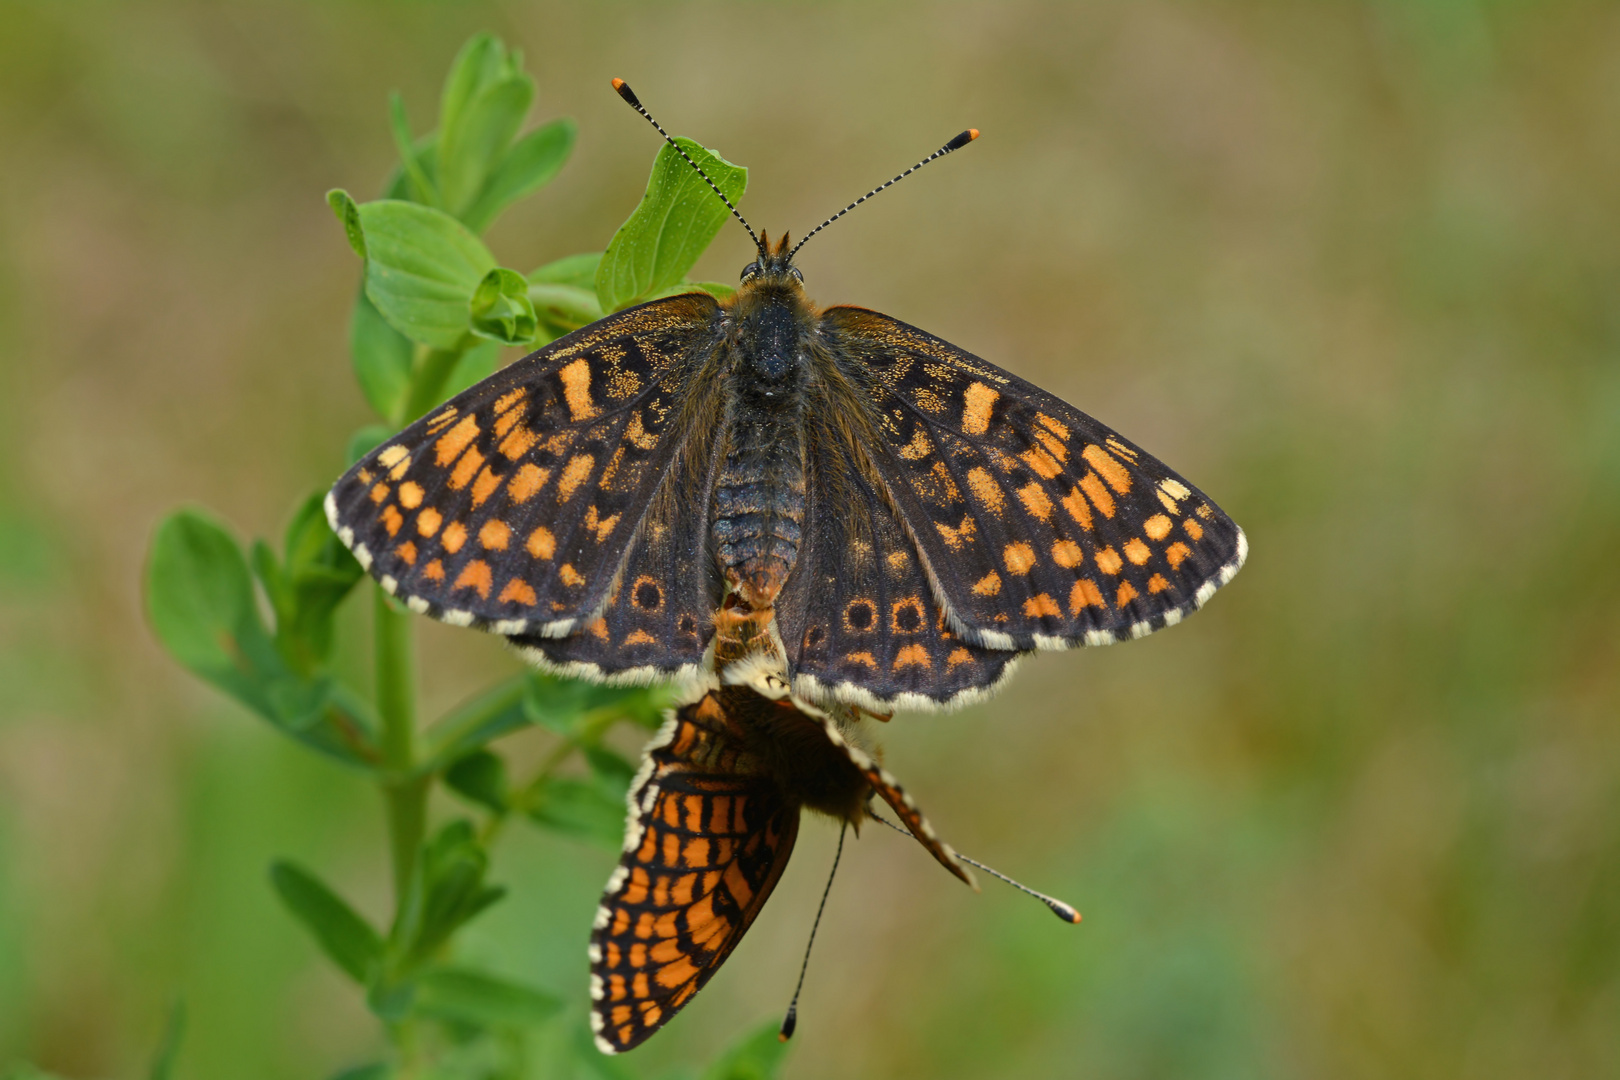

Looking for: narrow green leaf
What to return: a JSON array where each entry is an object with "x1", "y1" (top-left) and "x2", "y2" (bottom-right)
[
  {"x1": 411, "y1": 967, "x2": 563, "y2": 1028},
  {"x1": 350, "y1": 289, "x2": 415, "y2": 423},
  {"x1": 327, "y1": 189, "x2": 365, "y2": 258},
  {"x1": 396, "y1": 821, "x2": 505, "y2": 964},
  {"x1": 596, "y1": 138, "x2": 747, "y2": 313},
  {"x1": 277, "y1": 492, "x2": 365, "y2": 668},
  {"x1": 146, "y1": 1000, "x2": 186, "y2": 1080},
  {"x1": 440, "y1": 74, "x2": 534, "y2": 216},
  {"x1": 698, "y1": 1019, "x2": 792, "y2": 1080},
  {"x1": 527, "y1": 252, "x2": 601, "y2": 289},
  {"x1": 445, "y1": 749, "x2": 509, "y2": 813},
  {"x1": 469, "y1": 267, "x2": 538, "y2": 346},
  {"x1": 270, "y1": 860, "x2": 384, "y2": 984},
  {"x1": 420, "y1": 676, "x2": 532, "y2": 770},
  {"x1": 438, "y1": 35, "x2": 505, "y2": 158},
  {"x1": 461, "y1": 117, "x2": 576, "y2": 233},
  {"x1": 389, "y1": 94, "x2": 441, "y2": 207},
  {"x1": 356, "y1": 199, "x2": 495, "y2": 349},
  {"x1": 583, "y1": 746, "x2": 635, "y2": 787}
]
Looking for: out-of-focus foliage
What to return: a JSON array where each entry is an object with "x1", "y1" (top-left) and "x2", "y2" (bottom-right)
[{"x1": 1, "y1": 2, "x2": 1616, "y2": 1079}]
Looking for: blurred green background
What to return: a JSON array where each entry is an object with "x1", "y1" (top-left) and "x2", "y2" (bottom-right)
[{"x1": 2, "y1": 0, "x2": 1618, "y2": 1076}]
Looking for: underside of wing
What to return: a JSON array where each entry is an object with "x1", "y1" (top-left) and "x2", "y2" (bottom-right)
[
  {"x1": 773, "y1": 397, "x2": 1022, "y2": 712},
  {"x1": 327, "y1": 293, "x2": 724, "y2": 640},
  {"x1": 819, "y1": 306, "x2": 1246, "y2": 650},
  {"x1": 589, "y1": 697, "x2": 799, "y2": 1054}
]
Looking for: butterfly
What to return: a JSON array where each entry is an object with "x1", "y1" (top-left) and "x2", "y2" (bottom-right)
[
  {"x1": 325, "y1": 80, "x2": 1247, "y2": 712},
  {"x1": 586, "y1": 600, "x2": 1018, "y2": 1054}
]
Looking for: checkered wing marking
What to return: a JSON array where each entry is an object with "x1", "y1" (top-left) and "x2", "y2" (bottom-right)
[
  {"x1": 509, "y1": 406, "x2": 727, "y2": 681},
  {"x1": 820, "y1": 307, "x2": 1247, "y2": 649},
  {"x1": 775, "y1": 420, "x2": 1019, "y2": 711},
  {"x1": 327, "y1": 293, "x2": 723, "y2": 646},
  {"x1": 590, "y1": 698, "x2": 799, "y2": 1054}
]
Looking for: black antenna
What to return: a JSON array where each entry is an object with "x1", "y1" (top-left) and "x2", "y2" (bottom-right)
[
  {"x1": 779, "y1": 822, "x2": 847, "y2": 1042},
  {"x1": 870, "y1": 811, "x2": 1081, "y2": 924},
  {"x1": 611, "y1": 79, "x2": 763, "y2": 254},
  {"x1": 788, "y1": 129, "x2": 980, "y2": 260}
]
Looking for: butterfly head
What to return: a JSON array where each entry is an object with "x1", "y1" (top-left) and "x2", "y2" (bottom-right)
[{"x1": 739, "y1": 231, "x2": 804, "y2": 290}]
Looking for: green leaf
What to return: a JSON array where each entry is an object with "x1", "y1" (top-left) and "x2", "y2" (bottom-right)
[
  {"x1": 412, "y1": 967, "x2": 563, "y2": 1028},
  {"x1": 355, "y1": 200, "x2": 495, "y2": 349},
  {"x1": 276, "y1": 492, "x2": 365, "y2": 668},
  {"x1": 461, "y1": 118, "x2": 576, "y2": 233},
  {"x1": 523, "y1": 675, "x2": 669, "y2": 737},
  {"x1": 146, "y1": 1000, "x2": 186, "y2": 1080},
  {"x1": 528, "y1": 252, "x2": 601, "y2": 289},
  {"x1": 421, "y1": 676, "x2": 532, "y2": 770},
  {"x1": 583, "y1": 746, "x2": 635, "y2": 787},
  {"x1": 270, "y1": 860, "x2": 385, "y2": 984},
  {"x1": 445, "y1": 749, "x2": 509, "y2": 813},
  {"x1": 440, "y1": 74, "x2": 534, "y2": 217},
  {"x1": 394, "y1": 821, "x2": 505, "y2": 966},
  {"x1": 664, "y1": 280, "x2": 737, "y2": 303},
  {"x1": 327, "y1": 1066, "x2": 392, "y2": 1080},
  {"x1": 698, "y1": 1019, "x2": 792, "y2": 1080},
  {"x1": 469, "y1": 267, "x2": 538, "y2": 346},
  {"x1": 442, "y1": 339, "x2": 505, "y2": 402},
  {"x1": 526, "y1": 775, "x2": 627, "y2": 850},
  {"x1": 437, "y1": 36, "x2": 506, "y2": 165},
  {"x1": 596, "y1": 137, "x2": 747, "y2": 313},
  {"x1": 389, "y1": 94, "x2": 441, "y2": 207},
  {"x1": 528, "y1": 283, "x2": 602, "y2": 343},
  {"x1": 350, "y1": 288, "x2": 415, "y2": 423},
  {"x1": 328, "y1": 189, "x2": 366, "y2": 258}
]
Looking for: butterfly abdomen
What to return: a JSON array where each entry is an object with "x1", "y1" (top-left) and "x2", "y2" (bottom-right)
[{"x1": 711, "y1": 286, "x2": 817, "y2": 606}]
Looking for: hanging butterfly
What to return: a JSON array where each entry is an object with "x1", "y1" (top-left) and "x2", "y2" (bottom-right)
[
  {"x1": 325, "y1": 79, "x2": 1247, "y2": 711},
  {"x1": 587, "y1": 602, "x2": 1078, "y2": 1054}
]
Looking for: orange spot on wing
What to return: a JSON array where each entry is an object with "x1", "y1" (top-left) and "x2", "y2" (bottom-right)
[
  {"x1": 585, "y1": 506, "x2": 621, "y2": 541},
  {"x1": 1183, "y1": 518, "x2": 1205, "y2": 541},
  {"x1": 1094, "y1": 546, "x2": 1122, "y2": 575},
  {"x1": 479, "y1": 519, "x2": 510, "y2": 550},
  {"x1": 936, "y1": 515, "x2": 977, "y2": 550},
  {"x1": 683, "y1": 838, "x2": 710, "y2": 867},
  {"x1": 1148, "y1": 573, "x2": 1170, "y2": 593},
  {"x1": 1144, "y1": 514, "x2": 1173, "y2": 540},
  {"x1": 559, "y1": 563, "x2": 585, "y2": 587},
  {"x1": 1024, "y1": 594, "x2": 1061, "y2": 617},
  {"x1": 1020, "y1": 446, "x2": 1064, "y2": 478},
  {"x1": 972, "y1": 571, "x2": 1001, "y2": 596},
  {"x1": 1115, "y1": 581, "x2": 1139, "y2": 607},
  {"x1": 894, "y1": 644, "x2": 931, "y2": 669},
  {"x1": 623, "y1": 868, "x2": 650, "y2": 905},
  {"x1": 1082, "y1": 444, "x2": 1132, "y2": 494},
  {"x1": 471, "y1": 464, "x2": 503, "y2": 507},
  {"x1": 557, "y1": 454, "x2": 595, "y2": 502},
  {"x1": 424, "y1": 559, "x2": 445, "y2": 582},
  {"x1": 1017, "y1": 482, "x2": 1053, "y2": 519},
  {"x1": 947, "y1": 647, "x2": 973, "y2": 668},
  {"x1": 498, "y1": 577, "x2": 537, "y2": 605},
  {"x1": 1062, "y1": 485, "x2": 1094, "y2": 530},
  {"x1": 527, "y1": 525, "x2": 555, "y2": 559},
  {"x1": 965, "y1": 467, "x2": 1004, "y2": 513},
  {"x1": 1069, "y1": 579, "x2": 1103, "y2": 611},
  {"x1": 442, "y1": 522, "x2": 467, "y2": 554},
  {"x1": 624, "y1": 629, "x2": 657, "y2": 646},
  {"x1": 1165, "y1": 542, "x2": 1192, "y2": 568},
  {"x1": 454, "y1": 559, "x2": 493, "y2": 598},
  {"x1": 449, "y1": 446, "x2": 485, "y2": 491},
  {"x1": 395, "y1": 541, "x2": 417, "y2": 565},
  {"x1": 1003, "y1": 542, "x2": 1036, "y2": 574},
  {"x1": 1124, "y1": 538, "x2": 1151, "y2": 565},
  {"x1": 722, "y1": 863, "x2": 754, "y2": 907},
  {"x1": 962, "y1": 381, "x2": 999, "y2": 435},
  {"x1": 381, "y1": 506, "x2": 403, "y2": 536},
  {"x1": 416, "y1": 507, "x2": 442, "y2": 537},
  {"x1": 434, "y1": 416, "x2": 480, "y2": 467},
  {"x1": 655, "y1": 956, "x2": 700, "y2": 988},
  {"x1": 559, "y1": 358, "x2": 599, "y2": 421},
  {"x1": 1052, "y1": 540, "x2": 1083, "y2": 567},
  {"x1": 1079, "y1": 472, "x2": 1116, "y2": 517},
  {"x1": 846, "y1": 651, "x2": 878, "y2": 668},
  {"x1": 370, "y1": 483, "x2": 390, "y2": 504},
  {"x1": 398, "y1": 481, "x2": 423, "y2": 509}
]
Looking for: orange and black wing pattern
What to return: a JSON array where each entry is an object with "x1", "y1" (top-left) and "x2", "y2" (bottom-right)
[
  {"x1": 589, "y1": 692, "x2": 800, "y2": 1054},
  {"x1": 819, "y1": 306, "x2": 1246, "y2": 656},
  {"x1": 327, "y1": 293, "x2": 725, "y2": 677}
]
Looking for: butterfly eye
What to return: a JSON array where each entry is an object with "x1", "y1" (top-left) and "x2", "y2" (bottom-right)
[
  {"x1": 740, "y1": 261, "x2": 760, "y2": 282},
  {"x1": 789, "y1": 266, "x2": 804, "y2": 284}
]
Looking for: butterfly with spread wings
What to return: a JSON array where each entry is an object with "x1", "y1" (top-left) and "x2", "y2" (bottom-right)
[{"x1": 326, "y1": 80, "x2": 1246, "y2": 712}]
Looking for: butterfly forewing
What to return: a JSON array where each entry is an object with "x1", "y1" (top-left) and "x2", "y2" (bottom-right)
[
  {"x1": 327, "y1": 294, "x2": 724, "y2": 658},
  {"x1": 590, "y1": 694, "x2": 799, "y2": 1054},
  {"x1": 820, "y1": 307, "x2": 1247, "y2": 651}
]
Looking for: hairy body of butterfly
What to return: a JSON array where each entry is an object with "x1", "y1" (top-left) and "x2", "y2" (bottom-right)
[
  {"x1": 327, "y1": 231, "x2": 1246, "y2": 711},
  {"x1": 587, "y1": 601, "x2": 970, "y2": 1054}
]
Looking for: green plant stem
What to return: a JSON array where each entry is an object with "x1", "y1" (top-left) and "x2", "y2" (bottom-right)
[
  {"x1": 482, "y1": 708, "x2": 622, "y2": 846},
  {"x1": 375, "y1": 586, "x2": 427, "y2": 902},
  {"x1": 399, "y1": 341, "x2": 470, "y2": 424}
]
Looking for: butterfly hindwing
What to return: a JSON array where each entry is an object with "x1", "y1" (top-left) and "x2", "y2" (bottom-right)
[
  {"x1": 775, "y1": 415, "x2": 1020, "y2": 710},
  {"x1": 590, "y1": 694, "x2": 800, "y2": 1054},
  {"x1": 820, "y1": 306, "x2": 1247, "y2": 650},
  {"x1": 327, "y1": 293, "x2": 724, "y2": 651},
  {"x1": 509, "y1": 411, "x2": 726, "y2": 682}
]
